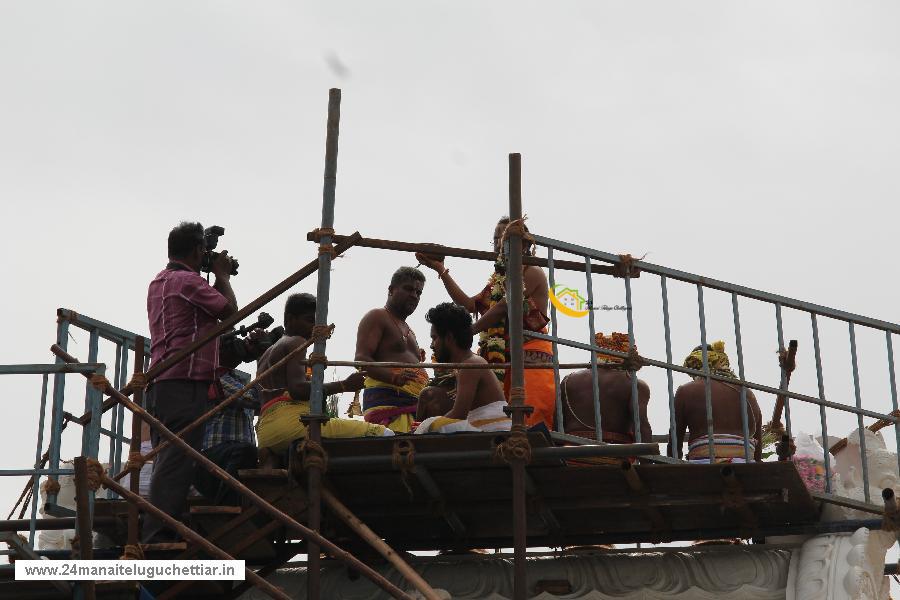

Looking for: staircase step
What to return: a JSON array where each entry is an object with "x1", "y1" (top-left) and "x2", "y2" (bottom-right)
[
  {"x1": 238, "y1": 468, "x2": 289, "y2": 480},
  {"x1": 190, "y1": 505, "x2": 242, "y2": 515}
]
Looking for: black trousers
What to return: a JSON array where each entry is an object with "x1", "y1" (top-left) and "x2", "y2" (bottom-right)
[
  {"x1": 142, "y1": 379, "x2": 210, "y2": 543},
  {"x1": 195, "y1": 441, "x2": 258, "y2": 506}
]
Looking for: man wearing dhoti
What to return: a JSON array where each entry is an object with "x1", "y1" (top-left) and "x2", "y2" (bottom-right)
[
  {"x1": 672, "y1": 341, "x2": 763, "y2": 463},
  {"x1": 416, "y1": 217, "x2": 555, "y2": 430},
  {"x1": 355, "y1": 267, "x2": 430, "y2": 433},
  {"x1": 255, "y1": 294, "x2": 391, "y2": 453},
  {"x1": 415, "y1": 303, "x2": 510, "y2": 434}
]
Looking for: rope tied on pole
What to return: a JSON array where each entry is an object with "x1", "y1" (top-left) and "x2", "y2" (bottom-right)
[
  {"x1": 128, "y1": 373, "x2": 149, "y2": 392},
  {"x1": 89, "y1": 373, "x2": 111, "y2": 394},
  {"x1": 124, "y1": 451, "x2": 147, "y2": 474},
  {"x1": 85, "y1": 457, "x2": 106, "y2": 492},
  {"x1": 508, "y1": 385, "x2": 527, "y2": 405},
  {"x1": 311, "y1": 324, "x2": 334, "y2": 344},
  {"x1": 7, "y1": 534, "x2": 28, "y2": 564},
  {"x1": 120, "y1": 543, "x2": 145, "y2": 560},
  {"x1": 307, "y1": 352, "x2": 329, "y2": 367},
  {"x1": 43, "y1": 478, "x2": 61, "y2": 496},
  {"x1": 494, "y1": 424, "x2": 533, "y2": 464},
  {"x1": 309, "y1": 227, "x2": 336, "y2": 242},
  {"x1": 298, "y1": 440, "x2": 328, "y2": 473},
  {"x1": 391, "y1": 440, "x2": 416, "y2": 473},
  {"x1": 621, "y1": 347, "x2": 645, "y2": 372},
  {"x1": 612, "y1": 254, "x2": 641, "y2": 278},
  {"x1": 498, "y1": 216, "x2": 535, "y2": 254}
]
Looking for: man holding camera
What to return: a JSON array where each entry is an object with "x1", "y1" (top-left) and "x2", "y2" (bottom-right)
[{"x1": 144, "y1": 221, "x2": 237, "y2": 543}]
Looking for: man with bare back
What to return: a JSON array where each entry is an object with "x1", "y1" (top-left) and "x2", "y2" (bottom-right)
[
  {"x1": 355, "y1": 267, "x2": 430, "y2": 433},
  {"x1": 255, "y1": 293, "x2": 390, "y2": 453},
  {"x1": 671, "y1": 341, "x2": 763, "y2": 462},
  {"x1": 561, "y1": 332, "x2": 651, "y2": 445},
  {"x1": 415, "y1": 303, "x2": 510, "y2": 433}
]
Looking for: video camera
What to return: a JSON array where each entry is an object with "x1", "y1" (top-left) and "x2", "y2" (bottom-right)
[
  {"x1": 220, "y1": 312, "x2": 284, "y2": 365},
  {"x1": 200, "y1": 225, "x2": 239, "y2": 276}
]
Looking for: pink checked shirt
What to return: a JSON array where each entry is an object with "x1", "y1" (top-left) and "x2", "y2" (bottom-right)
[{"x1": 147, "y1": 263, "x2": 229, "y2": 382}]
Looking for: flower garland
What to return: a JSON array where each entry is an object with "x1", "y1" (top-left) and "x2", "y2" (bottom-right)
[{"x1": 477, "y1": 256, "x2": 530, "y2": 382}]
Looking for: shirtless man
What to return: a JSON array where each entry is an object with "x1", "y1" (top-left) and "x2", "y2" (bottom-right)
[
  {"x1": 255, "y1": 293, "x2": 389, "y2": 453},
  {"x1": 561, "y1": 332, "x2": 651, "y2": 444},
  {"x1": 670, "y1": 342, "x2": 763, "y2": 462},
  {"x1": 415, "y1": 303, "x2": 509, "y2": 433},
  {"x1": 355, "y1": 267, "x2": 430, "y2": 433},
  {"x1": 416, "y1": 217, "x2": 555, "y2": 430}
]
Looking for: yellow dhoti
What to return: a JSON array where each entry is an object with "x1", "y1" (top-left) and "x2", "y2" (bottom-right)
[{"x1": 257, "y1": 395, "x2": 389, "y2": 453}]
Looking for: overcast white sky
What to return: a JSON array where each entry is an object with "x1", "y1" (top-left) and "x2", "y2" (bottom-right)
[{"x1": 0, "y1": 0, "x2": 898, "y2": 557}]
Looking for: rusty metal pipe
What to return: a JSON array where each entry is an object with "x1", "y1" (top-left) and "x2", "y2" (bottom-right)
[
  {"x1": 305, "y1": 233, "x2": 636, "y2": 277},
  {"x1": 126, "y1": 337, "x2": 144, "y2": 546}
]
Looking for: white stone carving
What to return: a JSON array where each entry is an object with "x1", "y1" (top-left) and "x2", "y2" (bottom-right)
[
  {"x1": 787, "y1": 528, "x2": 892, "y2": 600},
  {"x1": 822, "y1": 429, "x2": 900, "y2": 523}
]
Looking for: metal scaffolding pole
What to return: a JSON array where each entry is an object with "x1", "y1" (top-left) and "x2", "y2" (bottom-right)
[
  {"x1": 305, "y1": 87, "x2": 342, "y2": 600},
  {"x1": 506, "y1": 153, "x2": 529, "y2": 600}
]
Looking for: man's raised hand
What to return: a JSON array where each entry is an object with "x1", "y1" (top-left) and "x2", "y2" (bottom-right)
[{"x1": 414, "y1": 251, "x2": 444, "y2": 273}]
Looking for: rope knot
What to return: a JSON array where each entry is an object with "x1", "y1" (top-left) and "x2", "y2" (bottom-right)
[
  {"x1": 498, "y1": 216, "x2": 535, "y2": 255},
  {"x1": 89, "y1": 374, "x2": 110, "y2": 394},
  {"x1": 310, "y1": 227, "x2": 336, "y2": 242},
  {"x1": 128, "y1": 373, "x2": 149, "y2": 392},
  {"x1": 508, "y1": 385, "x2": 527, "y2": 405},
  {"x1": 43, "y1": 478, "x2": 61, "y2": 496},
  {"x1": 612, "y1": 253, "x2": 643, "y2": 278},
  {"x1": 85, "y1": 458, "x2": 106, "y2": 492},
  {"x1": 391, "y1": 440, "x2": 416, "y2": 473},
  {"x1": 621, "y1": 347, "x2": 644, "y2": 372},
  {"x1": 778, "y1": 349, "x2": 797, "y2": 373},
  {"x1": 318, "y1": 242, "x2": 337, "y2": 259},
  {"x1": 310, "y1": 324, "x2": 334, "y2": 345},
  {"x1": 494, "y1": 425, "x2": 532, "y2": 464},
  {"x1": 120, "y1": 544, "x2": 145, "y2": 560},
  {"x1": 306, "y1": 353, "x2": 329, "y2": 367},
  {"x1": 298, "y1": 439, "x2": 328, "y2": 473},
  {"x1": 124, "y1": 451, "x2": 147, "y2": 474}
]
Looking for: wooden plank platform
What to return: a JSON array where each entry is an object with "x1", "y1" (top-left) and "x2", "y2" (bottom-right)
[{"x1": 312, "y1": 434, "x2": 819, "y2": 551}]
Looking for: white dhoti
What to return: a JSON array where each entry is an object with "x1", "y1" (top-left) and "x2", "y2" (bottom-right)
[{"x1": 414, "y1": 401, "x2": 511, "y2": 434}]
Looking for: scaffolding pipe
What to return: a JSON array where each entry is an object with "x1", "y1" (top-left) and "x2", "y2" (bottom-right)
[
  {"x1": 126, "y1": 337, "x2": 144, "y2": 548},
  {"x1": 305, "y1": 86, "x2": 343, "y2": 600},
  {"x1": 506, "y1": 152, "x2": 529, "y2": 600}
]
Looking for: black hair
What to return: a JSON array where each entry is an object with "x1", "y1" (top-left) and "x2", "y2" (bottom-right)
[
  {"x1": 285, "y1": 293, "x2": 316, "y2": 317},
  {"x1": 426, "y1": 302, "x2": 474, "y2": 350},
  {"x1": 168, "y1": 222, "x2": 204, "y2": 259},
  {"x1": 692, "y1": 344, "x2": 714, "y2": 352},
  {"x1": 390, "y1": 266, "x2": 426, "y2": 288}
]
